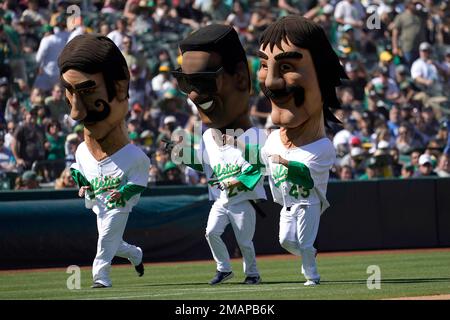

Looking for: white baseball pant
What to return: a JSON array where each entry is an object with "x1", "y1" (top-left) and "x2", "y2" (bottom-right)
[
  {"x1": 205, "y1": 200, "x2": 259, "y2": 277},
  {"x1": 278, "y1": 203, "x2": 321, "y2": 281},
  {"x1": 93, "y1": 211, "x2": 143, "y2": 287}
]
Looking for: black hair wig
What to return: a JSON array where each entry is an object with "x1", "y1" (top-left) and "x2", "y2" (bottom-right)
[{"x1": 259, "y1": 15, "x2": 348, "y2": 126}]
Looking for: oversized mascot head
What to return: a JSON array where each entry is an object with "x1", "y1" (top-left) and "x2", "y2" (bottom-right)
[
  {"x1": 58, "y1": 34, "x2": 130, "y2": 141},
  {"x1": 172, "y1": 24, "x2": 251, "y2": 130},
  {"x1": 257, "y1": 15, "x2": 347, "y2": 129}
]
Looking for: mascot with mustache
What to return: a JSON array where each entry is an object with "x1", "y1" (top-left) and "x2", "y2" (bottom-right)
[
  {"x1": 256, "y1": 16, "x2": 347, "y2": 286},
  {"x1": 59, "y1": 35, "x2": 150, "y2": 288}
]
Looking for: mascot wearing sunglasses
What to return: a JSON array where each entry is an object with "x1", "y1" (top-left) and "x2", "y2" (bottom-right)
[
  {"x1": 255, "y1": 16, "x2": 347, "y2": 286},
  {"x1": 172, "y1": 24, "x2": 267, "y2": 285},
  {"x1": 58, "y1": 34, "x2": 150, "y2": 288}
]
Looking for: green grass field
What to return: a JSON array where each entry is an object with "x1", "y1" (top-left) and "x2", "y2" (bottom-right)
[{"x1": 0, "y1": 250, "x2": 449, "y2": 300}]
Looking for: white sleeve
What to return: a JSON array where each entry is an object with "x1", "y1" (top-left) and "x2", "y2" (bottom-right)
[
  {"x1": 334, "y1": 2, "x2": 344, "y2": 20},
  {"x1": 126, "y1": 153, "x2": 150, "y2": 187},
  {"x1": 303, "y1": 145, "x2": 335, "y2": 187},
  {"x1": 410, "y1": 61, "x2": 422, "y2": 80},
  {"x1": 35, "y1": 37, "x2": 49, "y2": 64}
]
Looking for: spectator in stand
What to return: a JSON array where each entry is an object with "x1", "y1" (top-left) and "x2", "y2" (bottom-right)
[
  {"x1": 278, "y1": 0, "x2": 301, "y2": 16},
  {"x1": 359, "y1": 157, "x2": 384, "y2": 180},
  {"x1": 3, "y1": 121, "x2": 16, "y2": 149},
  {"x1": 410, "y1": 149, "x2": 421, "y2": 168},
  {"x1": 411, "y1": 42, "x2": 442, "y2": 96},
  {"x1": 54, "y1": 167, "x2": 75, "y2": 189},
  {"x1": 44, "y1": 121, "x2": 65, "y2": 161},
  {"x1": 3, "y1": 97, "x2": 23, "y2": 124},
  {"x1": 161, "y1": 161, "x2": 184, "y2": 185},
  {"x1": 34, "y1": 23, "x2": 68, "y2": 93},
  {"x1": 0, "y1": 134, "x2": 15, "y2": 172},
  {"x1": 396, "y1": 122, "x2": 424, "y2": 154},
  {"x1": 414, "y1": 153, "x2": 437, "y2": 177},
  {"x1": 15, "y1": 170, "x2": 40, "y2": 190},
  {"x1": 194, "y1": 0, "x2": 231, "y2": 23},
  {"x1": 107, "y1": 17, "x2": 131, "y2": 51},
  {"x1": 341, "y1": 62, "x2": 367, "y2": 103},
  {"x1": 339, "y1": 164, "x2": 354, "y2": 181},
  {"x1": 334, "y1": 0, "x2": 365, "y2": 41},
  {"x1": 44, "y1": 84, "x2": 67, "y2": 123},
  {"x1": 152, "y1": 49, "x2": 175, "y2": 77},
  {"x1": 435, "y1": 153, "x2": 450, "y2": 177},
  {"x1": 226, "y1": 1, "x2": 253, "y2": 42},
  {"x1": 435, "y1": 120, "x2": 448, "y2": 149},
  {"x1": 20, "y1": 0, "x2": 47, "y2": 28},
  {"x1": 400, "y1": 163, "x2": 415, "y2": 178},
  {"x1": 249, "y1": 2, "x2": 275, "y2": 40},
  {"x1": 151, "y1": 64, "x2": 175, "y2": 99},
  {"x1": 366, "y1": 66, "x2": 400, "y2": 105},
  {"x1": 11, "y1": 109, "x2": 45, "y2": 171},
  {"x1": 392, "y1": 0, "x2": 427, "y2": 67}
]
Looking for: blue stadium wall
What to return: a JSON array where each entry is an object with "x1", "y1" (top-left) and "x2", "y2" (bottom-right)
[{"x1": 0, "y1": 178, "x2": 449, "y2": 269}]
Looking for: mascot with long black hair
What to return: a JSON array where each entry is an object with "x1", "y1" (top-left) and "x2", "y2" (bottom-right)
[{"x1": 256, "y1": 16, "x2": 347, "y2": 286}]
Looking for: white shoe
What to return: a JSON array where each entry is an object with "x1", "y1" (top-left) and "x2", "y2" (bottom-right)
[{"x1": 304, "y1": 279, "x2": 320, "y2": 287}]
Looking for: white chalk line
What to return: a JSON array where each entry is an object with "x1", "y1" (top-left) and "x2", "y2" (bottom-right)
[{"x1": 79, "y1": 286, "x2": 308, "y2": 300}]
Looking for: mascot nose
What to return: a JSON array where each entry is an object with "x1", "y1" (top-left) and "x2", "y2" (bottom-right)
[
  {"x1": 69, "y1": 94, "x2": 87, "y2": 121},
  {"x1": 264, "y1": 69, "x2": 285, "y2": 90}
]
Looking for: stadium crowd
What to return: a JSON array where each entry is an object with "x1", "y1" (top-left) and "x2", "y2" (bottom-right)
[{"x1": 0, "y1": 0, "x2": 450, "y2": 190}]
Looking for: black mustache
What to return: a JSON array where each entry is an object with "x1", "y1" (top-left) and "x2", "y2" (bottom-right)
[
  {"x1": 259, "y1": 84, "x2": 305, "y2": 107},
  {"x1": 83, "y1": 99, "x2": 111, "y2": 124}
]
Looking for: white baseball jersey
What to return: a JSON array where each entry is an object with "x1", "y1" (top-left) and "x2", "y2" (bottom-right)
[
  {"x1": 71, "y1": 142, "x2": 150, "y2": 215},
  {"x1": 261, "y1": 130, "x2": 335, "y2": 214},
  {"x1": 197, "y1": 127, "x2": 267, "y2": 206}
]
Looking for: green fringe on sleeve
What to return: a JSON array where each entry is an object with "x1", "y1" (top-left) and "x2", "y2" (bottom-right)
[
  {"x1": 287, "y1": 161, "x2": 314, "y2": 189},
  {"x1": 70, "y1": 168, "x2": 90, "y2": 188},
  {"x1": 118, "y1": 184, "x2": 147, "y2": 201},
  {"x1": 236, "y1": 165, "x2": 262, "y2": 191}
]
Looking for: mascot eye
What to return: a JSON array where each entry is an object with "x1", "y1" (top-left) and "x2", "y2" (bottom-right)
[
  {"x1": 79, "y1": 88, "x2": 95, "y2": 96},
  {"x1": 280, "y1": 64, "x2": 294, "y2": 73}
]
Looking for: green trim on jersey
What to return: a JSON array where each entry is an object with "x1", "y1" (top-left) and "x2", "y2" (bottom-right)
[
  {"x1": 236, "y1": 165, "x2": 262, "y2": 191},
  {"x1": 287, "y1": 161, "x2": 314, "y2": 190},
  {"x1": 70, "y1": 168, "x2": 90, "y2": 187},
  {"x1": 119, "y1": 184, "x2": 147, "y2": 201}
]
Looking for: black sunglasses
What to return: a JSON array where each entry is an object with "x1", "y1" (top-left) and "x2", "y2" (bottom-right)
[{"x1": 171, "y1": 67, "x2": 224, "y2": 95}]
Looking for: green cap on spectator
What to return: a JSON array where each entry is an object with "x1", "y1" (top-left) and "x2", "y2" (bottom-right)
[
  {"x1": 42, "y1": 24, "x2": 53, "y2": 33},
  {"x1": 163, "y1": 161, "x2": 178, "y2": 172},
  {"x1": 129, "y1": 131, "x2": 139, "y2": 140}
]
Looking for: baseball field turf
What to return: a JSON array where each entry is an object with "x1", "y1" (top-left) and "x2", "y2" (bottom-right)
[{"x1": 0, "y1": 249, "x2": 449, "y2": 300}]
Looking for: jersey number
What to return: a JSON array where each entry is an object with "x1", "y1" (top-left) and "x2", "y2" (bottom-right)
[{"x1": 289, "y1": 185, "x2": 310, "y2": 199}]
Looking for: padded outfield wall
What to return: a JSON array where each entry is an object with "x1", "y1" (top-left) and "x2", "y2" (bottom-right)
[{"x1": 0, "y1": 178, "x2": 449, "y2": 269}]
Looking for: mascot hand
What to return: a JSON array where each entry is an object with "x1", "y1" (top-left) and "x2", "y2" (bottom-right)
[
  {"x1": 107, "y1": 190, "x2": 122, "y2": 201},
  {"x1": 269, "y1": 154, "x2": 289, "y2": 167},
  {"x1": 79, "y1": 186, "x2": 91, "y2": 198}
]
